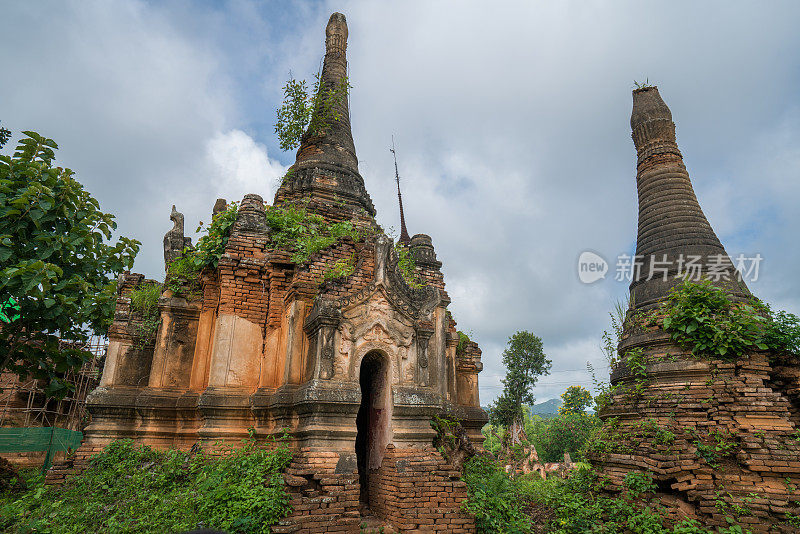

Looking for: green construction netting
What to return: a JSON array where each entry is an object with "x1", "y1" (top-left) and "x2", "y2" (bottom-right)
[
  {"x1": 0, "y1": 296, "x2": 21, "y2": 323},
  {"x1": 0, "y1": 427, "x2": 83, "y2": 473}
]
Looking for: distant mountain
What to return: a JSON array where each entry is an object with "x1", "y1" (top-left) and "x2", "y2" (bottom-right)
[{"x1": 529, "y1": 398, "x2": 561, "y2": 417}]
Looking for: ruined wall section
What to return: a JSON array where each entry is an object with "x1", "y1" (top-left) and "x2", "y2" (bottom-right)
[
  {"x1": 367, "y1": 445, "x2": 476, "y2": 533},
  {"x1": 589, "y1": 317, "x2": 800, "y2": 531}
]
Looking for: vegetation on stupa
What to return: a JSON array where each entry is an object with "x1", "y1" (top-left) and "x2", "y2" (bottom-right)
[{"x1": 274, "y1": 73, "x2": 351, "y2": 151}]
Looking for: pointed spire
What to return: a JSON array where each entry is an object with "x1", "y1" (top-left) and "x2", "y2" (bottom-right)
[
  {"x1": 391, "y1": 137, "x2": 411, "y2": 245},
  {"x1": 629, "y1": 86, "x2": 748, "y2": 308},
  {"x1": 275, "y1": 13, "x2": 375, "y2": 219}
]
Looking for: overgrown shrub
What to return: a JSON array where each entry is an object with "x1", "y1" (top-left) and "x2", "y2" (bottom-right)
[
  {"x1": 462, "y1": 455, "x2": 531, "y2": 533},
  {"x1": 660, "y1": 280, "x2": 800, "y2": 360},
  {"x1": 265, "y1": 202, "x2": 365, "y2": 264},
  {"x1": 515, "y1": 468, "x2": 749, "y2": 533},
  {"x1": 0, "y1": 439, "x2": 293, "y2": 534},
  {"x1": 394, "y1": 242, "x2": 424, "y2": 289}
]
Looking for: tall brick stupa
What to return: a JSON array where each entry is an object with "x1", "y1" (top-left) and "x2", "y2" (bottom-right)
[
  {"x1": 76, "y1": 13, "x2": 485, "y2": 532},
  {"x1": 589, "y1": 87, "x2": 800, "y2": 531}
]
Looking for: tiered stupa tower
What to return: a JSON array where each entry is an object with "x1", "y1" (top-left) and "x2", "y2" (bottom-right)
[
  {"x1": 590, "y1": 87, "x2": 800, "y2": 531},
  {"x1": 79, "y1": 13, "x2": 485, "y2": 532},
  {"x1": 274, "y1": 12, "x2": 375, "y2": 221}
]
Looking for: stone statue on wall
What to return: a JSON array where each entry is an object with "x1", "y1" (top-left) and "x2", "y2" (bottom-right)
[{"x1": 163, "y1": 205, "x2": 192, "y2": 271}]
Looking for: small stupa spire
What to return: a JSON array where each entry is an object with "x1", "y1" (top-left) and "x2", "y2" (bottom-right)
[
  {"x1": 629, "y1": 86, "x2": 748, "y2": 308},
  {"x1": 293, "y1": 12, "x2": 357, "y2": 173},
  {"x1": 274, "y1": 12, "x2": 376, "y2": 218},
  {"x1": 391, "y1": 137, "x2": 411, "y2": 245}
]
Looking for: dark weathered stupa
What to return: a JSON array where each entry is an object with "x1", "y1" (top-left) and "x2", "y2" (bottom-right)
[
  {"x1": 589, "y1": 87, "x2": 800, "y2": 531},
  {"x1": 628, "y1": 86, "x2": 747, "y2": 309},
  {"x1": 64, "y1": 13, "x2": 485, "y2": 533}
]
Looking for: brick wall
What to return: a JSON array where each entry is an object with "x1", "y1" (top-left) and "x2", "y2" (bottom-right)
[
  {"x1": 591, "y1": 316, "x2": 800, "y2": 531},
  {"x1": 367, "y1": 445, "x2": 476, "y2": 533}
]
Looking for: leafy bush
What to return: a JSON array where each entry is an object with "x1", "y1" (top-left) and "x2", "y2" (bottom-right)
[
  {"x1": 189, "y1": 201, "x2": 239, "y2": 271},
  {"x1": 456, "y1": 330, "x2": 471, "y2": 356},
  {"x1": 762, "y1": 308, "x2": 800, "y2": 355},
  {"x1": 274, "y1": 74, "x2": 351, "y2": 152},
  {"x1": 515, "y1": 467, "x2": 748, "y2": 533},
  {"x1": 462, "y1": 455, "x2": 531, "y2": 533},
  {"x1": 558, "y1": 386, "x2": 593, "y2": 416},
  {"x1": 529, "y1": 412, "x2": 600, "y2": 463},
  {"x1": 0, "y1": 439, "x2": 293, "y2": 534},
  {"x1": 661, "y1": 280, "x2": 766, "y2": 359},
  {"x1": 165, "y1": 255, "x2": 203, "y2": 299},
  {"x1": 395, "y1": 242, "x2": 424, "y2": 289}
]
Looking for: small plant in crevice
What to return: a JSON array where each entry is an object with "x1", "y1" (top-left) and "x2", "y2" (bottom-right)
[
  {"x1": 129, "y1": 282, "x2": 162, "y2": 349},
  {"x1": 165, "y1": 255, "x2": 203, "y2": 300},
  {"x1": 190, "y1": 201, "x2": 239, "y2": 271},
  {"x1": 456, "y1": 330, "x2": 471, "y2": 357},
  {"x1": 691, "y1": 429, "x2": 738, "y2": 468},
  {"x1": 394, "y1": 241, "x2": 424, "y2": 289},
  {"x1": 322, "y1": 253, "x2": 356, "y2": 283}
]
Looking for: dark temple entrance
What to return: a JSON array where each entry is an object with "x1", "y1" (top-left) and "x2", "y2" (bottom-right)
[{"x1": 355, "y1": 351, "x2": 389, "y2": 508}]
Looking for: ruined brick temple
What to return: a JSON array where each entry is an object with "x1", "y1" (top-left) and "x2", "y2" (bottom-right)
[
  {"x1": 75, "y1": 13, "x2": 485, "y2": 532},
  {"x1": 589, "y1": 87, "x2": 800, "y2": 531}
]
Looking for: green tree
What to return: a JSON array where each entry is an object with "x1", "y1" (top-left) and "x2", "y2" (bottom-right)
[
  {"x1": 489, "y1": 331, "x2": 552, "y2": 430},
  {"x1": 559, "y1": 385, "x2": 593, "y2": 416},
  {"x1": 0, "y1": 131, "x2": 140, "y2": 396},
  {"x1": 0, "y1": 121, "x2": 10, "y2": 149}
]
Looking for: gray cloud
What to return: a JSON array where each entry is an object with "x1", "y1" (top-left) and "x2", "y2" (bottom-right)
[{"x1": 2, "y1": 0, "x2": 798, "y2": 405}]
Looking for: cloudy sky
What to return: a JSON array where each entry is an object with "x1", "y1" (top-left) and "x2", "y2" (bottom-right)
[{"x1": 2, "y1": 1, "x2": 799, "y2": 405}]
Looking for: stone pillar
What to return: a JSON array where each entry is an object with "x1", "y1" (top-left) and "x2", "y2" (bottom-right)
[
  {"x1": 416, "y1": 324, "x2": 433, "y2": 387},
  {"x1": 303, "y1": 300, "x2": 342, "y2": 380},
  {"x1": 148, "y1": 297, "x2": 201, "y2": 389},
  {"x1": 85, "y1": 273, "x2": 157, "y2": 446}
]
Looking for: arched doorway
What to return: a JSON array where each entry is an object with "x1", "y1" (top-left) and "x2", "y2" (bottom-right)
[{"x1": 355, "y1": 351, "x2": 390, "y2": 508}]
